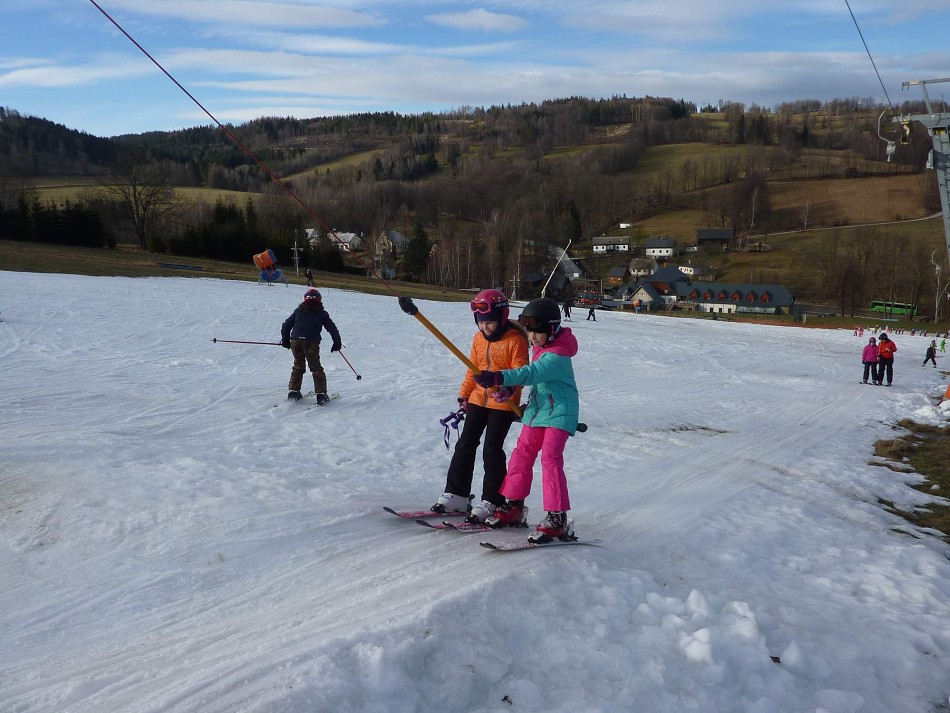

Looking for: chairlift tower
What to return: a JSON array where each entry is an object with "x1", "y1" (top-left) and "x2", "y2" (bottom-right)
[{"x1": 890, "y1": 78, "x2": 950, "y2": 264}]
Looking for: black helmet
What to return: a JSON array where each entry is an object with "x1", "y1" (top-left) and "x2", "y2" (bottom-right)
[{"x1": 519, "y1": 297, "x2": 562, "y2": 340}]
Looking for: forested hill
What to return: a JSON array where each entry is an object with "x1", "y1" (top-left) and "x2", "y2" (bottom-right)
[
  {"x1": 4, "y1": 94, "x2": 937, "y2": 184},
  {"x1": 0, "y1": 107, "x2": 119, "y2": 175},
  {"x1": 1, "y1": 97, "x2": 698, "y2": 179}
]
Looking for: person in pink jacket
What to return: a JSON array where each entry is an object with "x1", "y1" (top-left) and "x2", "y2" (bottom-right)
[{"x1": 861, "y1": 336, "x2": 879, "y2": 384}]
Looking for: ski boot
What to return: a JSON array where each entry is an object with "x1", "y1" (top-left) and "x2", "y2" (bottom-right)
[
  {"x1": 528, "y1": 511, "x2": 576, "y2": 544},
  {"x1": 485, "y1": 501, "x2": 528, "y2": 529},
  {"x1": 287, "y1": 390, "x2": 303, "y2": 401},
  {"x1": 316, "y1": 392, "x2": 330, "y2": 405},
  {"x1": 465, "y1": 500, "x2": 497, "y2": 524},
  {"x1": 431, "y1": 492, "x2": 471, "y2": 514}
]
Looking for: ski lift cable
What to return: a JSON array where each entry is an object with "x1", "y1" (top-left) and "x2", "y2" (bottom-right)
[
  {"x1": 87, "y1": 0, "x2": 401, "y2": 299},
  {"x1": 843, "y1": 0, "x2": 895, "y2": 111},
  {"x1": 88, "y1": 0, "x2": 524, "y2": 394}
]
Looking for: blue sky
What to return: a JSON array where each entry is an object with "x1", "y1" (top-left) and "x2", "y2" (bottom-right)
[{"x1": 1, "y1": 0, "x2": 949, "y2": 137}]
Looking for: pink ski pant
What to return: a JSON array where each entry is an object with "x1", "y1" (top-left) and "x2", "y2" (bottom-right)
[{"x1": 499, "y1": 425, "x2": 571, "y2": 512}]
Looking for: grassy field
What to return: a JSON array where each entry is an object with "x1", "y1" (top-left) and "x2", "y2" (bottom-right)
[
  {"x1": 31, "y1": 178, "x2": 263, "y2": 207},
  {"x1": 632, "y1": 143, "x2": 742, "y2": 180},
  {"x1": 281, "y1": 148, "x2": 391, "y2": 183},
  {"x1": 768, "y1": 173, "x2": 933, "y2": 226}
]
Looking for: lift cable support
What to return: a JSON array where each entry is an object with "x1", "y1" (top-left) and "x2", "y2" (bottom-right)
[{"x1": 891, "y1": 78, "x2": 950, "y2": 265}]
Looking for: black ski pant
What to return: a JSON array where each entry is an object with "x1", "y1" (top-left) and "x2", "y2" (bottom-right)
[
  {"x1": 923, "y1": 353, "x2": 936, "y2": 366},
  {"x1": 877, "y1": 358, "x2": 894, "y2": 385},
  {"x1": 445, "y1": 403, "x2": 517, "y2": 506},
  {"x1": 862, "y1": 361, "x2": 876, "y2": 382}
]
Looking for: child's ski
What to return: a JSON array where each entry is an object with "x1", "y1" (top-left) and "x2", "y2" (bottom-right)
[
  {"x1": 479, "y1": 537, "x2": 601, "y2": 552},
  {"x1": 478, "y1": 532, "x2": 600, "y2": 552},
  {"x1": 415, "y1": 519, "x2": 494, "y2": 533},
  {"x1": 383, "y1": 507, "x2": 467, "y2": 520},
  {"x1": 306, "y1": 393, "x2": 340, "y2": 410}
]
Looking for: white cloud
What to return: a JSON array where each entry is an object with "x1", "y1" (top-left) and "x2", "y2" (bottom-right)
[
  {"x1": 218, "y1": 28, "x2": 522, "y2": 59},
  {"x1": 426, "y1": 8, "x2": 527, "y2": 33},
  {"x1": 97, "y1": 0, "x2": 385, "y2": 29},
  {"x1": 0, "y1": 57, "x2": 152, "y2": 88}
]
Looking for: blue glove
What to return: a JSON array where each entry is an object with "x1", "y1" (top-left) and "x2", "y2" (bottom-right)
[
  {"x1": 474, "y1": 370, "x2": 503, "y2": 388},
  {"x1": 490, "y1": 386, "x2": 514, "y2": 403}
]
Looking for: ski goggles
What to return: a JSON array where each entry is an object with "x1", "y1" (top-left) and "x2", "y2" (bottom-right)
[
  {"x1": 470, "y1": 299, "x2": 508, "y2": 314},
  {"x1": 518, "y1": 314, "x2": 550, "y2": 333}
]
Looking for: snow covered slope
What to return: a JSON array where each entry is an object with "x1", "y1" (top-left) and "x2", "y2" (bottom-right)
[{"x1": 1, "y1": 272, "x2": 948, "y2": 712}]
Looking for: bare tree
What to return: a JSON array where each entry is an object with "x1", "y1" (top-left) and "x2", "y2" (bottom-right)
[
  {"x1": 100, "y1": 158, "x2": 180, "y2": 250},
  {"x1": 799, "y1": 199, "x2": 811, "y2": 231}
]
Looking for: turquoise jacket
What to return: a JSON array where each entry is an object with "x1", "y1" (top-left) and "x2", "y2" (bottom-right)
[{"x1": 501, "y1": 328, "x2": 579, "y2": 435}]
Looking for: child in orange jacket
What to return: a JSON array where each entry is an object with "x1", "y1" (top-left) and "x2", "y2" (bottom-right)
[
  {"x1": 430, "y1": 290, "x2": 529, "y2": 522},
  {"x1": 877, "y1": 333, "x2": 897, "y2": 386}
]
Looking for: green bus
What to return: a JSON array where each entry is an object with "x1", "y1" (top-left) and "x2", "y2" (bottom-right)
[{"x1": 869, "y1": 300, "x2": 918, "y2": 316}]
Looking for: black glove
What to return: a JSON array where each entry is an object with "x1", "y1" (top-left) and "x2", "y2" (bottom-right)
[
  {"x1": 398, "y1": 296, "x2": 418, "y2": 316},
  {"x1": 474, "y1": 370, "x2": 503, "y2": 388},
  {"x1": 281, "y1": 339, "x2": 291, "y2": 349},
  {"x1": 331, "y1": 342, "x2": 342, "y2": 352},
  {"x1": 457, "y1": 397, "x2": 468, "y2": 412}
]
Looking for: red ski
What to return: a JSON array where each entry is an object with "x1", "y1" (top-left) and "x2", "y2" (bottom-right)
[{"x1": 415, "y1": 519, "x2": 495, "y2": 533}]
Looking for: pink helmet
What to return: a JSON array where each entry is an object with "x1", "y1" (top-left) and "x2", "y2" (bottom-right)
[
  {"x1": 470, "y1": 288, "x2": 509, "y2": 325},
  {"x1": 304, "y1": 288, "x2": 322, "y2": 302}
]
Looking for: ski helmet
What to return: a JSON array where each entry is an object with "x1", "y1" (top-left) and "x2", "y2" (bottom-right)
[
  {"x1": 304, "y1": 288, "x2": 322, "y2": 302},
  {"x1": 518, "y1": 297, "x2": 562, "y2": 341},
  {"x1": 470, "y1": 289, "x2": 509, "y2": 326}
]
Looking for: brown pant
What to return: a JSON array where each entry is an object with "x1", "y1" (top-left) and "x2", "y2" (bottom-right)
[{"x1": 289, "y1": 339, "x2": 326, "y2": 393}]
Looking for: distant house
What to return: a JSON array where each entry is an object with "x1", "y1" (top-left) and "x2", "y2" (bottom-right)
[
  {"x1": 620, "y1": 266, "x2": 690, "y2": 307},
  {"x1": 307, "y1": 228, "x2": 363, "y2": 252},
  {"x1": 606, "y1": 266, "x2": 629, "y2": 285},
  {"x1": 629, "y1": 282, "x2": 667, "y2": 309},
  {"x1": 628, "y1": 258, "x2": 658, "y2": 278},
  {"x1": 674, "y1": 282, "x2": 796, "y2": 314},
  {"x1": 519, "y1": 270, "x2": 573, "y2": 300},
  {"x1": 376, "y1": 230, "x2": 407, "y2": 255},
  {"x1": 696, "y1": 228, "x2": 736, "y2": 250},
  {"x1": 592, "y1": 236, "x2": 630, "y2": 253},
  {"x1": 331, "y1": 231, "x2": 362, "y2": 252},
  {"x1": 645, "y1": 236, "x2": 676, "y2": 259},
  {"x1": 678, "y1": 262, "x2": 709, "y2": 278}
]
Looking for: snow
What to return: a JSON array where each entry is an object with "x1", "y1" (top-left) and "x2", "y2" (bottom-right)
[{"x1": 2, "y1": 271, "x2": 949, "y2": 713}]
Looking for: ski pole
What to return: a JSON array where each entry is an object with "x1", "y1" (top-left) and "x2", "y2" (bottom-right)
[
  {"x1": 398, "y1": 296, "x2": 523, "y2": 419},
  {"x1": 337, "y1": 350, "x2": 363, "y2": 380},
  {"x1": 212, "y1": 338, "x2": 281, "y2": 346}
]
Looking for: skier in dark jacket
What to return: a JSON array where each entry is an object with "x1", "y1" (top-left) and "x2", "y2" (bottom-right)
[{"x1": 281, "y1": 289, "x2": 341, "y2": 403}]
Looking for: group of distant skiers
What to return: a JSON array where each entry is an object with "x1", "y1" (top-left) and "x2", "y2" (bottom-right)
[
  {"x1": 279, "y1": 285, "x2": 581, "y2": 542},
  {"x1": 561, "y1": 298, "x2": 597, "y2": 322},
  {"x1": 859, "y1": 332, "x2": 945, "y2": 385}
]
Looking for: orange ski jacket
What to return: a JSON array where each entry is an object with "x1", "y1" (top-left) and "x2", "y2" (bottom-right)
[{"x1": 459, "y1": 322, "x2": 529, "y2": 411}]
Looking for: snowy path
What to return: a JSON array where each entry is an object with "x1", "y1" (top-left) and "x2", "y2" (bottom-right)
[{"x1": 1, "y1": 272, "x2": 949, "y2": 712}]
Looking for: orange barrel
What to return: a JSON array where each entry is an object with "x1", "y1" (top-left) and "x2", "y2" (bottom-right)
[{"x1": 253, "y1": 249, "x2": 277, "y2": 270}]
